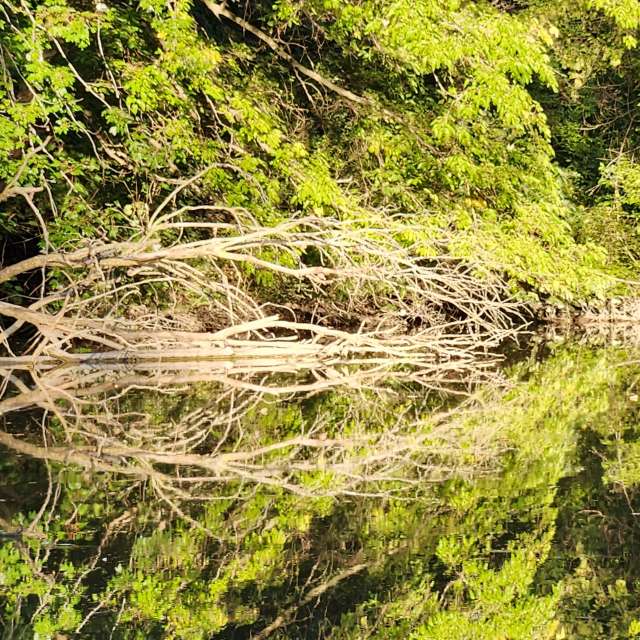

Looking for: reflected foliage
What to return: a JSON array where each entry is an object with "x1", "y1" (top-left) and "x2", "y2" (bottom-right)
[
  {"x1": 3, "y1": 0, "x2": 640, "y2": 638},
  {"x1": 2, "y1": 345, "x2": 640, "y2": 638}
]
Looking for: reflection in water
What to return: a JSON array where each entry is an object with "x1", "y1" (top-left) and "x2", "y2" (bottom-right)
[{"x1": 1, "y1": 339, "x2": 640, "y2": 639}]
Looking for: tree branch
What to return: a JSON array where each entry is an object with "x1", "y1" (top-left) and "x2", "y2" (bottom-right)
[{"x1": 201, "y1": 0, "x2": 372, "y2": 107}]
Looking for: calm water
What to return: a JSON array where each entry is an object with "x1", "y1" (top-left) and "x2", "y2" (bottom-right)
[{"x1": 1, "y1": 336, "x2": 640, "y2": 639}]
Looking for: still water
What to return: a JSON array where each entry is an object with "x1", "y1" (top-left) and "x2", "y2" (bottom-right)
[{"x1": 1, "y1": 336, "x2": 640, "y2": 639}]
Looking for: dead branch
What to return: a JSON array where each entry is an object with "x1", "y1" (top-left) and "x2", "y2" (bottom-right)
[
  {"x1": 0, "y1": 210, "x2": 517, "y2": 501},
  {"x1": 202, "y1": 0, "x2": 372, "y2": 108},
  {"x1": 254, "y1": 561, "x2": 372, "y2": 640}
]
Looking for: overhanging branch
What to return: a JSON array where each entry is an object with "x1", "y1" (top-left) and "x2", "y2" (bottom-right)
[{"x1": 201, "y1": 0, "x2": 372, "y2": 107}]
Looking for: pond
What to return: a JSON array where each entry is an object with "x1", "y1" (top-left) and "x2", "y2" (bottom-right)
[{"x1": 1, "y1": 333, "x2": 640, "y2": 639}]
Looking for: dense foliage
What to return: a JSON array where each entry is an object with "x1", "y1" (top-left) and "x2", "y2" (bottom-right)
[
  {"x1": 1, "y1": 0, "x2": 640, "y2": 300},
  {"x1": 3, "y1": 0, "x2": 640, "y2": 639}
]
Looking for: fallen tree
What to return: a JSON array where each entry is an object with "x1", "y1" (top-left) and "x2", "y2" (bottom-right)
[{"x1": 0, "y1": 206, "x2": 519, "y2": 499}]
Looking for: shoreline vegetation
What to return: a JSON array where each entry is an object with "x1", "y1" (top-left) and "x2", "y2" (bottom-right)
[{"x1": 2, "y1": 0, "x2": 640, "y2": 638}]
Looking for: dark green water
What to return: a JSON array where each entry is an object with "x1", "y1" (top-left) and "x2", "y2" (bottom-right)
[{"x1": 2, "y1": 340, "x2": 640, "y2": 639}]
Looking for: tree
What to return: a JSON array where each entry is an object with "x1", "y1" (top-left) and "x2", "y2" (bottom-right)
[{"x1": 2, "y1": 1, "x2": 640, "y2": 639}]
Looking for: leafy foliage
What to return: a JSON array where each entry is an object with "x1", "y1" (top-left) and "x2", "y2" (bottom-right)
[
  {"x1": 1, "y1": 0, "x2": 639, "y2": 299},
  {"x1": 3, "y1": 0, "x2": 640, "y2": 638}
]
